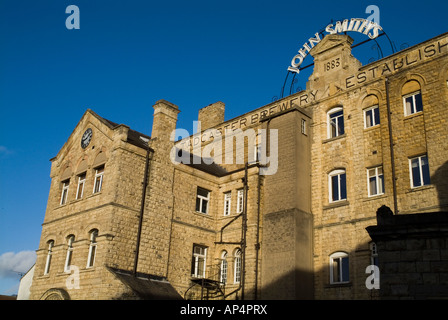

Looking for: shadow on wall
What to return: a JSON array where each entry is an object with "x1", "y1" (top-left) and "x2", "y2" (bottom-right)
[
  {"x1": 431, "y1": 160, "x2": 448, "y2": 210},
  {"x1": 258, "y1": 241, "x2": 379, "y2": 300}
]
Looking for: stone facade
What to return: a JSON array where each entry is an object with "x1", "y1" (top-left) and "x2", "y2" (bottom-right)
[{"x1": 29, "y1": 32, "x2": 448, "y2": 300}]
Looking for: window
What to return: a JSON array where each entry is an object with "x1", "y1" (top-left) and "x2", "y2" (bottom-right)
[
  {"x1": 403, "y1": 91, "x2": 423, "y2": 116},
  {"x1": 327, "y1": 107, "x2": 344, "y2": 138},
  {"x1": 330, "y1": 252, "x2": 349, "y2": 284},
  {"x1": 367, "y1": 166, "x2": 384, "y2": 196},
  {"x1": 234, "y1": 249, "x2": 241, "y2": 283},
  {"x1": 223, "y1": 192, "x2": 231, "y2": 216},
  {"x1": 329, "y1": 169, "x2": 347, "y2": 202},
  {"x1": 64, "y1": 235, "x2": 75, "y2": 272},
  {"x1": 196, "y1": 187, "x2": 210, "y2": 214},
  {"x1": 220, "y1": 251, "x2": 228, "y2": 284},
  {"x1": 370, "y1": 242, "x2": 379, "y2": 267},
  {"x1": 252, "y1": 132, "x2": 262, "y2": 163},
  {"x1": 44, "y1": 240, "x2": 54, "y2": 275},
  {"x1": 60, "y1": 179, "x2": 70, "y2": 205},
  {"x1": 191, "y1": 245, "x2": 207, "y2": 278},
  {"x1": 364, "y1": 105, "x2": 380, "y2": 128},
  {"x1": 76, "y1": 173, "x2": 86, "y2": 199},
  {"x1": 236, "y1": 189, "x2": 244, "y2": 214},
  {"x1": 93, "y1": 166, "x2": 104, "y2": 194},
  {"x1": 86, "y1": 229, "x2": 98, "y2": 268},
  {"x1": 301, "y1": 118, "x2": 307, "y2": 135},
  {"x1": 409, "y1": 155, "x2": 430, "y2": 188}
]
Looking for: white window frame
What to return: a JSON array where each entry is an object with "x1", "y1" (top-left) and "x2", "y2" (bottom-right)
[
  {"x1": 329, "y1": 252, "x2": 349, "y2": 284},
  {"x1": 196, "y1": 187, "x2": 210, "y2": 214},
  {"x1": 301, "y1": 118, "x2": 307, "y2": 135},
  {"x1": 93, "y1": 166, "x2": 104, "y2": 194},
  {"x1": 409, "y1": 155, "x2": 430, "y2": 188},
  {"x1": 86, "y1": 229, "x2": 98, "y2": 268},
  {"x1": 192, "y1": 245, "x2": 207, "y2": 278},
  {"x1": 64, "y1": 235, "x2": 75, "y2": 272},
  {"x1": 251, "y1": 133, "x2": 262, "y2": 163},
  {"x1": 236, "y1": 189, "x2": 244, "y2": 214},
  {"x1": 220, "y1": 251, "x2": 228, "y2": 284},
  {"x1": 60, "y1": 179, "x2": 70, "y2": 205},
  {"x1": 223, "y1": 192, "x2": 231, "y2": 216},
  {"x1": 328, "y1": 169, "x2": 347, "y2": 203},
  {"x1": 76, "y1": 172, "x2": 86, "y2": 200},
  {"x1": 44, "y1": 240, "x2": 54, "y2": 275},
  {"x1": 327, "y1": 107, "x2": 344, "y2": 139},
  {"x1": 363, "y1": 105, "x2": 380, "y2": 128},
  {"x1": 234, "y1": 249, "x2": 241, "y2": 284},
  {"x1": 403, "y1": 91, "x2": 423, "y2": 116},
  {"x1": 367, "y1": 166, "x2": 384, "y2": 197}
]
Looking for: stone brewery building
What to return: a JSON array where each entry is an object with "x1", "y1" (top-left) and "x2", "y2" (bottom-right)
[{"x1": 29, "y1": 31, "x2": 448, "y2": 300}]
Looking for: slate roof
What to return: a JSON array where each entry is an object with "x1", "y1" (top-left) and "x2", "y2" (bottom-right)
[{"x1": 88, "y1": 109, "x2": 152, "y2": 150}]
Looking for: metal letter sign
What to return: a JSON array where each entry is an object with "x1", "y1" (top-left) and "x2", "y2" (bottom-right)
[{"x1": 287, "y1": 18, "x2": 383, "y2": 74}]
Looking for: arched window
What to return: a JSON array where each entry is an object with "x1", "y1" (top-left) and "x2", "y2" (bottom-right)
[
  {"x1": 86, "y1": 229, "x2": 98, "y2": 268},
  {"x1": 328, "y1": 169, "x2": 347, "y2": 202},
  {"x1": 329, "y1": 252, "x2": 349, "y2": 284},
  {"x1": 220, "y1": 251, "x2": 228, "y2": 284},
  {"x1": 402, "y1": 80, "x2": 423, "y2": 116},
  {"x1": 64, "y1": 235, "x2": 75, "y2": 272},
  {"x1": 234, "y1": 249, "x2": 241, "y2": 284},
  {"x1": 93, "y1": 165, "x2": 104, "y2": 194},
  {"x1": 44, "y1": 240, "x2": 54, "y2": 275},
  {"x1": 327, "y1": 107, "x2": 344, "y2": 138}
]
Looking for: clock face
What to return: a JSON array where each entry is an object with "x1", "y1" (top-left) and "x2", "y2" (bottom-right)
[{"x1": 81, "y1": 128, "x2": 93, "y2": 149}]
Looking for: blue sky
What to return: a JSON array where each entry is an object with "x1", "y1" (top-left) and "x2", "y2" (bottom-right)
[{"x1": 0, "y1": 0, "x2": 446, "y2": 295}]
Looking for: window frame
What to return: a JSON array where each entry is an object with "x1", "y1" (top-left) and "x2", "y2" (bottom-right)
[
  {"x1": 236, "y1": 189, "x2": 244, "y2": 214},
  {"x1": 363, "y1": 105, "x2": 380, "y2": 128},
  {"x1": 76, "y1": 172, "x2": 86, "y2": 200},
  {"x1": 60, "y1": 179, "x2": 70, "y2": 205},
  {"x1": 370, "y1": 242, "x2": 379, "y2": 267},
  {"x1": 327, "y1": 107, "x2": 344, "y2": 139},
  {"x1": 64, "y1": 235, "x2": 75, "y2": 272},
  {"x1": 93, "y1": 166, "x2": 104, "y2": 194},
  {"x1": 223, "y1": 191, "x2": 231, "y2": 216},
  {"x1": 44, "y1": 240, "x2": 54, "y2": 275},
  {"x1": 191, "y1": 244, "x2": 207, "y2": 278},
  {"x1": 328, "y1": 169, "x2": 347, "y2": 203},
  {"x1": 234, "y1": 249, "x2": 242, "y2": 284},
  {"x1": 329, "y1": 252, "x2": 350, "y2": 284},
  {"x1": 409, "y1": 155, "x2": 431, "y2": 188},
  {"x1": 367, "y1": 166, "x2": 385, "y2": 197},
  {"x1": 403, "y1": 90, "x2": 423, "y2": 116},
  {"x1": 86, "y1": 229, "x2": 98, "y2": 268},
  {"x1": 220, "y1": 251, "x2": 228, "y2": 284},
  {"x1": 196, "y1": 187, "x2": 210, "y2": 214},
  {"x1": 301, "y1": 118, "x2": 307, "y2": 135}
]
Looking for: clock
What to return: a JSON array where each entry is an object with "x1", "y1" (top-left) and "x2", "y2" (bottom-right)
[{"x1": 81, "y1": 128, "x2": 93, "y2": 149}]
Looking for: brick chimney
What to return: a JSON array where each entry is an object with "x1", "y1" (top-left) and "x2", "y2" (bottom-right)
[
  {"x1": 197, "y1": 101, "x2": 225, "y2": 132},
  {"x1": 151, "y1": 99, "x2": 180, "y2": 140}
]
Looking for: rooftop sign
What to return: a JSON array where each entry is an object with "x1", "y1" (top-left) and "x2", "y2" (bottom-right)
[{"x1": 287, "y1": 18, "x2": 383, "y2": 74}]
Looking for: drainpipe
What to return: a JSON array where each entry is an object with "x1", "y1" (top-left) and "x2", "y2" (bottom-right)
[
  {"x1": 133, "y1": 140, "x2": 152, "y2": 276},
  {"x1": 385, "y1": 78, "x2": 398, "y2": 214},
  {"x1": 254, "y1": 167, "x2": 261, "y2": 300},
  {"x1": 241, "y1": 162, "x2": 248, "y2": 300}
]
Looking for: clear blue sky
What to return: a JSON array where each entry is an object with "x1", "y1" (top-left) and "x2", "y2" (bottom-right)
[{"x1": 0, "y1": 0, "x2": 446, "y2": 295}]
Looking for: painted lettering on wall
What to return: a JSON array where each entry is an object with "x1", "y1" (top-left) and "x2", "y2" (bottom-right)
[{"x1": 345, "y1": 39, "x2": 448, "y2": 89}]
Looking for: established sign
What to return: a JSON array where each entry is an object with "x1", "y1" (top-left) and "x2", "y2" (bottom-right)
[{"x1": 288, "y1": 18, "x2": 383, "y2": 74}]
